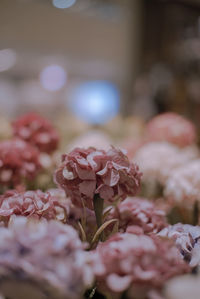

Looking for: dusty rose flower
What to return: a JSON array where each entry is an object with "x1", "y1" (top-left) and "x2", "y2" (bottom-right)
[
  {"x1": 109, "y1": 197, "x2": 167, "y2": 234},
  {"x1": 12, "y1": 113, "x2": 59, "y2": 153},
  {"x1": 92, "y1": 233, "x2": 190, "y2": 298},
  {"x1": 146, "y1": 112, "x2": 197, "y2": 148},
  {"x1": 55, "y1": 147, "x2": 142, "y2": 209},
  {"x1": 164, "y1": 160, "x2": 200, "y2": 206},
  {"x1": 0, "y1": 217, "x2": 94, "y2": 299},
  {"x1": 0, "y1": 138, "x2": 41, "y2": 188},
  {"x1": 134, "y1": 142, "x2": 198, "y2": 187},
  {"x1": 159, "y1": 223, "x2": 200, "y2": 267},
  {"x1": 0, "y1": 189, "x2": 70, "y2": 224}
]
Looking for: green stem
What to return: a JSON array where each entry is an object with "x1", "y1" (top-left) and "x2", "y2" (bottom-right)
[
  {"x1": 193, "y1": 200, "x2": 199, "y2": 225},
  {"x1": 93, "y1": 194, "x2": 104, "y2": 228}
]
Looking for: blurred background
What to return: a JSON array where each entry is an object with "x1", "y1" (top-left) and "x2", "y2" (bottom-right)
[{"x1": 1, "y1": 0, "x2": 200, "y2": 147}]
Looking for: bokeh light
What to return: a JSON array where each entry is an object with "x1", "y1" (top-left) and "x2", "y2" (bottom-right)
[
  {"x1": 39, "y1": 64, "x2": 67, "y2": 91},
  {"x1": 68, "y1": 80, "x2": 120, "y2": 125},
  {"x1": 52, "y1": 0, "x2": 76, "y2": 9},
  {"x1": 0, "y1": 49, "x2": 16, "y2": 72}
]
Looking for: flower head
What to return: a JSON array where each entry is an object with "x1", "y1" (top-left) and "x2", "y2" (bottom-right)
[
  {"x1": 109, "y1": 197, "x2": 167, "y2": 234},
  {"x1": 0, "y1": 217, "x2": 93, "y2": 299},
  {"x1": 12, "y1": 113, "x2": 59, "y2": 153},
  {"x1": 92, "y1": 233, "x2": 190, "y2": 298},
  {"x1": 164, "y1": 159, "x2": 200, "y2": 205},
  {"x1": 159, "y1": 223, "x2": 200, "y2": 267},
  {"x1": 146, "y1": 112, "x2": 197, "y2": 148},
  {"x1": 134, "y1": 142, "x2": 198, "y2": 186},
  {"x1": 0, "y1": 138, "x2": 41, "y2": 188},
  {"x1": 0, "y1": 189, "x2": 69, "y2": 224},
  {"x1": 55, "y1": 147, "x2": 142, "y2": 209}
]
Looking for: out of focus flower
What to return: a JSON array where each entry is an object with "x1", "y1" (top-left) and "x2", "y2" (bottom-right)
[
  {"x1": 12, "y1": 113, "x2": 59, "y2": 153},
  {"x1": 146, "y1": 112, "x2": 197, "y2": 148},
  {"x1": 109, "y1": 197, "x2": 167, "y2": 234},
  {"x1": 0, "y1": 217, "x2": 94, "y2": 299},
  {"x1": 165, "y1": 274, "x2": 200, "y2": 299},
  {"x1": 0, "y1": 189, "x2": 69, "y2": 224},
  {"x1": 66, "y1": 130, "x2": 112, "y2": 152},
  {"x1": 55, "y1": 147, "x2": 141, "y2": 209},
  {"x1": 92, "y1": 233, "x2": 190, "y2": 298},
  {"x1": 159, "y1": 223, "x2": 200, "y2": 267},
  {"x1": 0, "y1": 138, "x2": 41, "y2": 188},
  {"x1": 164, "y1": 160, "x2": 200, "y2": 206},
  {"x1": 134, "y1": 142, "x2": 198, "y2": 186}
]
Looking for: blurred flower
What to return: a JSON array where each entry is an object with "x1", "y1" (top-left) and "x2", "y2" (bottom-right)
[
  {"x1": 66, "y1": 130, "x2": 113, "y2": 152},
  {"x1": 146, "y1": 112, "x2": 197, "y2": 148},
  {"x1": 159, "y1": 223, "x2": 200, "y2": 267},
  {"x1": 164, "y1": 160, "x2": 200, "y2": 206},
  {"x1": 0, "y1": 138, "x2": 41, "y2": 188},
  {"x1": 134, "y1": 142, "x2": 198, "y2": 186},
  {"x1": 165, "y1": 274, "x2": 200, "y2": 299},
  {"x1": 92, "y1": 233, "x2": 190, "y2": 298},
  {"x1": 12, "y1": 113, "x2": 59, "y2": 153},
  {"x1": 109, "y1": 197, "x2": 167, "y2": 234},
  {"x1": 0, "y1": 217, "x2": 94, "y2": 299},
  {"x1": 0, "y1": 189, "x2": 69, "y2": 224},
  {"x1": 55, "y1": 147, "x2": 141, "y2": 209}
]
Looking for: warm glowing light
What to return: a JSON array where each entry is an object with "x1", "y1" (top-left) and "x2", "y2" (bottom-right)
[
  {"x1": 0, "y1": 49, "x2": 16, "y2": 72},
  {"x1": 40, "y1": 64, "x2": 67, "y2": 91},
  {"x1": 68, "y1": 80, "x2": 120, "y2": 125},
  {"x1": 52, "y1": 0, "x2": 76, "y2": 9}
]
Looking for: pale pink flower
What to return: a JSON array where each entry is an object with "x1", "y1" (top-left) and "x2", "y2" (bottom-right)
[
  {"x1": 134, "y1": 142, "x2": 198, "y2": 186},
  {"x1": 165, "y1": 274, "x2": 200, "y2": 299},
  {"x1": 12, "y1": 113, "x2": 59, "y2": 153},
  {"x1": 0, "y1": 217, "x2": 93, "y2": 299},
  {"x1": 0, "y1": 189, "x2": 69, "y2": 223},
  {"x1": 159, "y1": 223, "x2": 200, "y2": 267},
  {"x1": 164, "y1": 160, "x2": 200, "y2": 206},
  {"x1": 55, "y1": 147, "x2": 142, "y2": 209},
  {"x1": 109, "y1": 197, "x2": 167, "y2": 234},
  {"x1": 146, "y1": 112, "x2": 197, "y2": 148},
  {"x1": 92, "y1": 233, "x2": 190, "y2": 298},
  {"x1": 0, "y1": 138, "x2": 41, "y2": 188}
]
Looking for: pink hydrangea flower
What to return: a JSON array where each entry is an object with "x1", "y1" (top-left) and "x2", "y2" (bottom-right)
[
  {"x1": 0, "y1": 138, "x2": 41, "y2": 188},
  {"x1": 109, "y1": 197, "x2": 167, "y2": 234},
  {"x1": 92, "y1": 233, "x2": 190, "y2": 298},
  {"x1": 146, "y1": 112, "x2": 197, "y2": 148},
  {"x1": 134, "y1": 142, "x2": 198, "y2": 186},
  {"x1": 0, "y1": 189, "x2": 69, "y2": 223},
  {"x1": 0, "y1": 217, "x2": 94, "y2": 299},
  {"x1": 159, "y1": 223, "x2": 200, "y2": 267},
  {"x1": 12, "y1": 113, "x2": 59, "y2": 153},
  {"x1": 54, "y1": 147, "x2": 142, "y2": 209},
  {"x1": 164, "y1": 160, "x2": 200, "y2": 206}
]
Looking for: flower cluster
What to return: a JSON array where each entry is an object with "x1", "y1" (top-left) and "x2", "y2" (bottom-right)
[
  {"x1": 0, "y1": 138, "x2": 41, "y2": 188},
  {"x1": 109, "y1": 197, "x2": 167, "y2": 234},
  {"x1": 0, "y1": 217, "x2": 94, "y2": 299},
  {"x1": 159, "y1": 223, "x2": 200, "y2": 267},
  {"x1": 92, "y1": 233, "x2": 190, "y2": 298},
  {"x1": 12, "y1": 113, "x2": 59, "y2": 153},
  {"x1": 55, "y1": 147, "x2": 142, "y2": 209},
  {"x1": 134, "y1": 142, "x2": 198, "y2": 186},
  {"x1": 0, "y1": 189, "x2": 69, "y2": 223},
  {"x1": 164, "y1": 160, "x2": 200, "y2": 206},
  {"x1": 146, "y1": 112, "x2": 197, "y2": 148}
]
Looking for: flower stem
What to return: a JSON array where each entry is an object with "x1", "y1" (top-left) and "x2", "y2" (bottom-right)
[
  {"x1": 93, "y1": 194, "x2": 104, "y2": 229},
  {"x1": 193, "y1": 200, "x2": 199, "y2": 225}
]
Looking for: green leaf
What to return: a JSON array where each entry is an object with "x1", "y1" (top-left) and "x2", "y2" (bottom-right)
[
  {"x1": 78, "y1": 221, "x2": 87, "y2": 242},
  {"x1": 91, "y1": 219, "x2": 118, "y2": 246}
]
